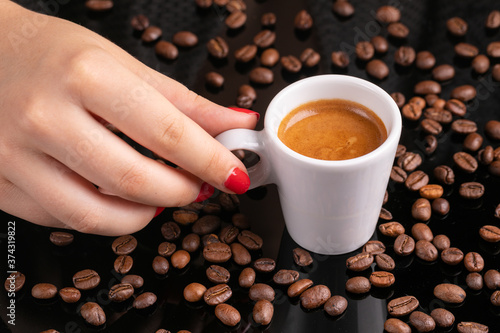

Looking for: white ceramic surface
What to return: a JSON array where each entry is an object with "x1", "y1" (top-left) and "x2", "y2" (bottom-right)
[{"x1": 216, "y1": 75, "x2": 402, "y2": 255}]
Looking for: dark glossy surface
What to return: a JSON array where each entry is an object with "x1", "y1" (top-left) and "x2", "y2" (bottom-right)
[{"x1": 1, "y1": 0, "x2": 500, "y2": 332}]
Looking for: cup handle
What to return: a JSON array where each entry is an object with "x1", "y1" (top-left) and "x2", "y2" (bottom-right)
[{"x1": 215, "y1": 129, "x2": 272, "y2": 189}]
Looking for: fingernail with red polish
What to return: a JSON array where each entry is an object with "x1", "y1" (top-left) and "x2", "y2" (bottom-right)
[
  {"x1": 224, "y1": 167, "x2": 250, "y2": 194},
  {"x1": 154, "y1": 207, "x2": 165, "y2": 218},
  {"x1": 228, "y1": 107, "x2": 260, "y2": 120},
  {"x1": 195, "y1": 182, "x2": 215, "y2": 202}
]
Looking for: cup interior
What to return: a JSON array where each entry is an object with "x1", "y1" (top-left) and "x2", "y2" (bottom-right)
[{"x1": 265, "y1": 74, "x2": 401, "y2": 165}]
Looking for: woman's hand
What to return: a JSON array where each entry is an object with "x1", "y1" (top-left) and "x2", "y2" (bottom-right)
[{"x1": 0, "y1": 1, "x2": 259, "y2": 235}]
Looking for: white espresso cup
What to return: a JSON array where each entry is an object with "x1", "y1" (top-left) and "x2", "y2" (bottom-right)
[{"x1": 216, "y1": 75, "x2": 402, "y2": 255}]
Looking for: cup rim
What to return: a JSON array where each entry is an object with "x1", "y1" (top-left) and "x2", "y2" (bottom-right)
[{"x1": 264, "y1": 74, "x2": 402, "y2": 167}]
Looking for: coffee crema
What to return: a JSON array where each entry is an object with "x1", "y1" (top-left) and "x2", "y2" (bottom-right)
[{"x1": 278, "y1": 99, "x2": 387, "y2": 161}]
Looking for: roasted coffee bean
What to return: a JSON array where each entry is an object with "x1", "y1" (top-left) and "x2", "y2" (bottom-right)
[
  {"x1": 455, "y1": 42, "x2": 479, "y2": 58},
  {"x1": 425, "y1": 94, "x2": 439, "y2": 106},
  {"x1": 80, "y1": 302, "x2": 106, "y2": 326},
  {"x1": 415, "y1": 51, "x2": 436, "y2": 70},
  {"x1": 215, "y1": 303, "x2": 240, "y2": 327},
  {"x1": 390, "y1": 166, "x2": 407, "y2": 183},
  {"x1": 484, "y1": 269, "x2": 500, "y2": 289},
  {"x1": 332, "y1": 0, "x2": 355, "y2": 17},
  {"x1": 108, "y1": 283, "x2": 134, "y2": 302},
  {"x1": 387, "y1": 22, "x2": 410, "y2": 38},
  {"x1": 261, "y1": 12, "x2": 277, "y2": 27},
  {"x1": 182, "y1": 233, "x2": 200, "y2": 253},
  {"x1": 346, "y1": 252, "x2": 373, "y2": 271},
  {"x1": 487, "y1": 41, "x2": 500, "y2": 57},
  {"x1": 391, "y1": 92, "x2": 406, "y2": 108},
  {"x1": 365, "y1": 59, "x2": 389, "y2": 79},
  {"x1": 32, "y1": 283, "x2": 57, "y2": 299},
  {"x1": 379, "y1": 222, "x2": 405, "y2": 237},
  {"x1": 412, "y1": 198, "x2": 432, "y2": 221},
  {"x1": 172, "y1": 31, "x2": 198, "y2": 48},
  {"x1": 85, "y1": 0, "x2": 113, "y2": 11},
  {"x1": 419, "y1": 184, "x2": 443, "y2": 199},
  {"x1": 496, "y1": 204, "x2": 500, "y2": 218},
  {"x1": 463, "y1": 133, "x2": 483, "y2": 152},
  {"x1": 225, "y1": 11, "x2": 246, "y2": 29},
  {"x1": 133, "y1": 292, "x2": 157, "y2": 309},
  {"x1": 301, "y1": 285, "x2": 331, "y2": 308},
  {"x1": 432, "y1": 234, "x2": 451, "y2": 251},
  {"x1": 195, "y1": 0, "x2": 212, "y2": 8},
  {"x1": 401, "y1": 103, "x2": 422, "y2": 121},
  {"x1": 141, "y1": 26, "x2": 162, "y2": 43},
  {"x1": 331, "y1": 51, "x2": 350, "y2": 68},
  {"x1": 466, "y1": 272, "x2": 483, "y2": 291},
  {"x1": 121, "y1": 275, "x2": 144, "y2": 289},
  {"x1": 447, "y1": 16, "x2": 468, "y2": 36},
  {"x1": 58, "y1": 287, "x2": 81, "y2": 303},
  {"x1": 155, "y1": 40, "x2": 178, "y2": 60},
  {"x1": 486, "y1": 10, "x2": 500, "y2": 29},
  {"x1": 226, "y1": 0, "x2": 246, "y2": 12},
  {"x1": 411, "y1": 223, "x2": 433, "y2": 241},
  {"x1": 380, "y1": 207, "x2": 393, "y2": 220},
  {"x1": 249, "y1": 283, "x2": 275, "y2": 302},
  {"x1": 409, "y1": 311, "x2": 436, "y2": 332},
  {"x1": 355, "y1": 41, "x2": 375, "y2": 61},
  {"x1": 184, "y1": 282, "x2": 207, "y2": 302},
  {"x1": 73, "y1": 269, "x2": 100, "y2": 290},
  {"x1": 490, "y1": 160, "x2": 500, "y2": 176},
  {"x1": 202, "y1": 234, "x2": 220, "y2": 246},
  {"x1": 114, "y1": 255, "x2": 133, "y2": 274},
  {"x1": 394, "y1": 234, "x2": 415, "y2": 256},
  {"x1": 384, "y1": 318, "x2": 411, "y2": 333},
  {"x1": 453, "y1": 152, "x2": 478, "y2": 173},
  {"x1": 441, "y1": 247, "x2": 464, "y2": 265},
  {"x1": 217, "y1": 225, "x2": 238, "y2": 245},
  {"x1": 206, "y1": 36, "x2": 229, "y2": 59},
  {"x1": 281, "y1": 55, "x2": 302, "y2": 73},
  {"x1": 49, "y1": 231, "x2": 74, "y2": 247},
  {"x1": 192, "y1": 215, "x2": 221, "y2": 235},
  {"x1": 363, "y1": 240, "x2": 386, "y2": 255},
  {"x1": 293, "y1": 247, "x2": 313, "y2": 266},
  {"x1": 457, "y1": 322, "x2": 489, "y2": 333},
  {"x1": 451, "y1": 85, "x2": 477, "y2": 102},
  {"x1": 234, "y1": 44, "x2": 258, "y2": 63},
  {"x1": 445, "y1": 99, "x2": 466, "y2": 116},
  {"x1": 491, "y1": 290, "x2": 500, "y2": 306},
  {"x1": 434, "y1": 283, "x2": 466, "y2": 303},
  {"x1": 239, "y1": 267, "x2": 256, "y2": 288},
  {"x1": 254, "y1": 30, "x2": 276, "y2": 48},
  {"x1": 369, "y1": 271, "x2": 395, "y2": 288},
  {"x1": 294, "y1": 9, "x2": 313, "y2": 30},
  {"x1": 397, "y1": 152, "x2": 422, "y2": 172},
  {"x1": 421, "y1": 118, "x2": 442, "y2": 135},
  {"x1": 173, "y1": 210, "x2": 199, "y2": 225},
  {"x1": 415, "y1": 240, "x2": 438, "y2": 262},
  {"x1": 485, "y1": 120, "x2": 500, "y2": 140},
  {"x1": 324, "y1": 295, "x2": 348, "y2": 316},
  {"x1": 236, "y1": 84, "x2": 257, "y2": 108},
  {"x1": 131, "y1": 14, "x2": 149, "y2": 31},
  {"x1": 478, "y1": 146, "x2": 494, "y2": 165},
  {"x1": 158, "y1": 242, "x2": 176, "y2": 257},
  {"x1": 152, "y1": 256, "x2": 170, "y2": 275},
  {"x1": 494, "y1": 64, "x2": 500, "y2": 81},
  {"x1": 204, "y1": 284, "x2": 232, "y2": 305},
  {"x1": 424, "y1": 108, "x2": 452, "y2": 124},
  {"x1": 394, "y1": 46, "x2": 416, "y2": 66},
  {"x1": 387, "y1": 295, "x2": 419, "y2": 317},
  {"x1": 375, "y1": 253, "x2": 396, "y2": 271},
  {"x1": 376, "y1": 5, "x2": 401, "y2": 23},
  {"x1": 206, "y1": 265, "x2": 230, "y2": 284},
  {"x1": 273, "y1": 269, "x2": 299, "y2": 285},
  {"x1": 253, "y1": 299, "x2": 274, "y2": 325},
  {"x1": 472, "y1": 54, "x2": 490, "y2": 74},
  {"x1": 433, "y1": 165, "x2": 455, "y2": 185},
  {"x1": 479, "y1": 225, "x2": 500, "y2": 242},
  {"x1": 4, "y1": 272, "x2": 25, "y2": 293},
  {"x1": 464, "y1": 252, "x2": 484, "y2": 272},
  {"x1": 431, "y1": 308, "x2": 455, "y2": 328},
  {"x1": 405, "y1": 170, "x2": 429, "y2": 191},
  {"x1": 230, "y1": 242, "x2": 251, "y2": 265},
  {"x1": 112, "y1": 235, "x2": 137, "y2": 255},
  {"x1": 345, "y1": 276, "x2": 371, "y2": 294},
  {"x1": 287, "y1": 278, "x2": 313, "y2": 297},
  {"x1": 300, "y1": 48, "x2": 320, "y2": 67},
  {"x1": 171, "y1": 250, "x2": 191, "y2": 269},
  {"x1": 459, "y1": 182, "x2": 484, "y2": 199},
  {"x1": 432, "y1": 198, "x2": 450, "y2": 216},
  {"x1": 253, "y1": 257, "x2": 276, "y2": 273},
  {"x1": 414, "y1": 80, "x2": 441, "y2": 95},
  {"x1": 409, "y1": 95, "x2": 426, "y2": 108},
  {"x1": 238, "y1": 230, "x2": 263, "y2": 250},
  {"x1": 205, "y1": 72, "x2": 224, "y2": 88},
  {"x1": 431, "y1": 64, "x2": 455, "y2": 81},
  {"x1": 161, "y1": 222, "x2": 181, "y2": 241},
  {"x1": 249, "y1": 67, "x2": 274, "y2": 85},
  {"x1": 261, "y1": 48, "x2": 280, "y2": 67}
]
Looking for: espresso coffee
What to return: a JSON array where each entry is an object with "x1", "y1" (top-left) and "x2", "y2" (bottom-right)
[{"x1": 278, "y1": 99, "x2": 387, "y2": 161}]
